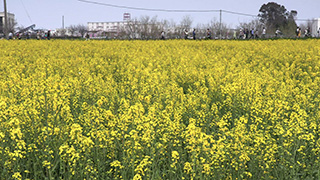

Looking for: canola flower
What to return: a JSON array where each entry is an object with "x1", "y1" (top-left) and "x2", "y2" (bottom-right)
[{"x1": 0, "y1": 39, "x2": 320, "y2": 179}]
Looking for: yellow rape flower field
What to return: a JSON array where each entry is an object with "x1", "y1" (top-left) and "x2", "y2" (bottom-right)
[{"x1": 1, "y1": 39, "x2": 320, "y2": 180}]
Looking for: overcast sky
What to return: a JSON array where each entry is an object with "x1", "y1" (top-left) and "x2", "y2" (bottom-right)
[{"x1": 1, "y1": 0, "x2": 320, "y2": 30}]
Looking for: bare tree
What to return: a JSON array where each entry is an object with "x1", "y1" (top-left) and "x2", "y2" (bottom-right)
[
  {"x1": 118, "y1": 23, "x2": 128, "y2": 39},
  {"x1": 77, "y1": 24, "x2": 87, "y2": 37},
  {"x1": 16, "y1": 25, "x2": 24, "y2": 30},
  {"x1": 68, "y1": 25, "x2": 77, "y2": 36},
  {"x1": 238, "y1": 19, "x2": 264, "y2": 31},
  {"x1": 126, "y1": 15, "x2": 161, "y2": 39},
  {"x1": 180, "y1": 15, "x2": 193, "y2": 30},
  {"x1": 159, "y1": 19, "x2": 169, "y2": 31},
  {"x1": 7, "y1": 19, "x2": 17, "y2": 33},
  {"x1": 167, "y1": 19, "x2": 179, "y2": 39},
  {"x1": 140, "y1": 15, "x2": 151, "y2": 39},
  {"x1": 121, "y1": 17, "x2": 140, "y2": 39},
  {"x1": 149, "y1": 16, "x2": 161, "y2": 39},
  {"x1": 207, "y1": 18, "x2": 228, "y2": 38},
  {"x1": 196, "y1": 23, "x2": 206, "y2": 39},
  {"x1": 56, "y1": 28, "x2": 67, "y2": 37},
  {"x1": 157, "y1": 19, "x2": 170, "y2": 39},
  {"x1": 140, "y1": 15, "x2": 149, "y2": 39}
]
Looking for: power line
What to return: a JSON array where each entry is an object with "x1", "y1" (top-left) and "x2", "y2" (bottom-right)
[
  {"x1": 19, "y1": 0, "x2": 33, "y2": 23},
  {"x1": 223, "y1": 11, "x2": 312, "y2": 22},
  {"x1": 78, "y1": 0, "x2": 220, "y2": 12},
  {"x1": 222, "y1": 10, "x2": 257, "y2": 17},
  {"x1": 78, "y1": 0, "x2": 313, "y2": 22}
]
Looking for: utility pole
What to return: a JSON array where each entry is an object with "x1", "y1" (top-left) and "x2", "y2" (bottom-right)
[
  {"x1": 219, "y1": 9, "x2": 222, "y2": 39},
  {"x1": 62, "y1": 15, "x2": 64, "y2": 29},
  {"x1": 3, "y1": 0, "x2": 8, "y2": 39}
]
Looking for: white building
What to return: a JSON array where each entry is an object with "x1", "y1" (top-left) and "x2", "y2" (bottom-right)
[
  {"x1": 88, "y1": 21, "x2": 127, "y2": 33},
  {"x1": 87, "y1": 13, "x2": 132, "y2": 38},
  {"x1": 312, "y1": 18, "x2": 320, "y2": 37},
  {"x1": 0, "y1": 12, "x2": 15, "y2": 34}
]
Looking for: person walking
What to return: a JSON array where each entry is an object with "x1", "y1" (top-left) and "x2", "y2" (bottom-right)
[
  {"x1": 245, "y1": 29, "x2": 249, "y2": 39},
  {"x1": 262, "y1": 27, "x2": 266, "y2": 39},
  {"x1": 239, "y1": 29, "x2": 244, "y2": 39},
  {"x1": 47, "y1": 30, "x2": 51, "y2": 40},
  {"x1": 160, "y1": 31, "x2": 165, "y2": 40},
  {"x1": 184, "y1": 29, "x2": 189, "y2": 40},
  {"x1": 250, "y1": 28, "x2": 255, "y2": 39},
  {"x1": 25, "y1": 32, "x2": 30, "y2": 39},
  {"x1": 275, "y1": 29, "x2": 281, "y2": 38},
  {"x1": 16, "y1": 33, "x2": 21, "y2": 40},
  {"x1": 233, "y1": 30, "x2": 237, "y2": 39},
  {"x1": 255, "y1": 30, "x2": 259, "y2": 39},
  {"x1": 192, "y1": 29, "x2": 196, "y2": 40},
  {"x1": 306, "y1": 27, "x2": 311, "y2": 37},
  {"x1": 296, "y1": 27, "x2": 300, "y2": 38},
  {"x1": 206, "y1": 29, "x2": 211, "y2": 39},
  {"x1": 37, "y1": 31, "x2": 41, "y2": 40},
  {"x1": 85, "y1": 32, "x2": 90, "y2": 40},
  {"x1": 8, "y1": 32, "x2": 13, "y2": 39}
]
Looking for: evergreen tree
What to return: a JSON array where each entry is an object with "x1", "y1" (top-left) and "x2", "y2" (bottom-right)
[{"x1": 258, "y1": 2, "x2": 297, "y2": 36}]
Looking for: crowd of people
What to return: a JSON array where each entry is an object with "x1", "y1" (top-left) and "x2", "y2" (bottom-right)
[
  {"x1": 238, "y1": 28, "x2": 261, "y2": 39},
  {"x1": 6, "y1": 30, "x2": 51, "y2": 40},
  {"x1": 295, "y1": 26, "x2": 312, "y2": 38},
  {"x1": 160, "y1": 26, "x2": 320, "y2": 40},
  {"x1": 3, "y1": 26, "x2": 320, "y2": 40},
  {"x1": 181, "y1": 28, "x2": 212, "y2": 40}
]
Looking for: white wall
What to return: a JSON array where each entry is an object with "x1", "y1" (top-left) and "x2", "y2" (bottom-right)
[
  {"x1": 312, "y1": 18, "x2": 320, "y2": 37},
  {"x1": 88, "y1": 22, "x2": 127, "y2": 32}
]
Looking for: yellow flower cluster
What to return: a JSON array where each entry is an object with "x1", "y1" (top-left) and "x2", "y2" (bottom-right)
[{"x1": 0, "y1": 39, "x2": 320, "y2": 179}]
